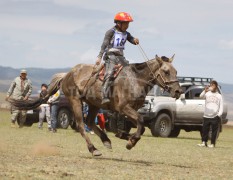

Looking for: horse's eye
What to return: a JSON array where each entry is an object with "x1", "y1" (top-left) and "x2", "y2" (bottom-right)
[{"x1": 165, "y1": 71, "x2": 170, "y2": 76}]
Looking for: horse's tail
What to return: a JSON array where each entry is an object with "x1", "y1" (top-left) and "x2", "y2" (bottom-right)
[{"x1": 8, "y1": 73, "x2": 66, "y2": 110}]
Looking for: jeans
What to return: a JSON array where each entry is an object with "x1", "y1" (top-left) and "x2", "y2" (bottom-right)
[{"x1": 51, "y1": 104, "x2": 58, "y2": 129}]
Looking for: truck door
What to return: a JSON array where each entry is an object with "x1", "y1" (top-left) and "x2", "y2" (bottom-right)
[{"x1": 175, "y1": 87, "x2": 205, "y2": 124}]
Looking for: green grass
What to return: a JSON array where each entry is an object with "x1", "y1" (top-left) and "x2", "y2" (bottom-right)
[{"x1": 0, "y1": 110, "x2": 233, "y2": 180}]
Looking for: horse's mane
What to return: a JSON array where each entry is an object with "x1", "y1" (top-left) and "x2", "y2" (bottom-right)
[
  {"x1": 129, "y1": 58, "x2": 157, "y2": 73},
  {"x1": 130, "y1": 62, "x2": 147, "y2": 72}
]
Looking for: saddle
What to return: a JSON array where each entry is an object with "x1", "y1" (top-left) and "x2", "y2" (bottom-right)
[{"x1": 98, "y1": 64, "x2": 123, "y2": 81}]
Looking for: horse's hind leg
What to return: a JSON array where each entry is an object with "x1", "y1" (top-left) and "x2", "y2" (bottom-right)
[
  {"x1": 86, "y1": 105, "x2": 112, "y2": 149},
  {"x1": 69, "y1": 97, "x2": 102, "y2": 156}
]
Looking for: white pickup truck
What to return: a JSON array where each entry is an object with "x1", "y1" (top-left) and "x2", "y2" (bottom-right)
[{"x1": 107, "y1": 77, "x2": 228, "y2": 138}]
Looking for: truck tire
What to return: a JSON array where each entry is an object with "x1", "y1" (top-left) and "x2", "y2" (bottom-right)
[
  {"x1": 23, "y1": 119, "x2": 34, "y2": 126},
  {"x1": 169, "y1": 127, "x2": 180, "y2": 138},
  {"x1": 151, "y1": 113, "x2": 172, "y2": 137},
  {"x1": 57, "y1": 108, "x2": 71, "y2": 129}
]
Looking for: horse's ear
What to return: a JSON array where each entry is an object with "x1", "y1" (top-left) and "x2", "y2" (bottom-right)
[
  {"x1": 169, "y1": 54, "x2": 175, "y2": 63},
  {"x1": 155, "y1": 54, "x2": 163, "y2": 65}
]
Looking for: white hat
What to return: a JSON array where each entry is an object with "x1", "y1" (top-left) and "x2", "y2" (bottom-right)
[{"x1": 20, "y1": 69, "x2": 27, "y2": 74}]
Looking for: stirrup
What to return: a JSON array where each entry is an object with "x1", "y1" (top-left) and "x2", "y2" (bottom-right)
[{"x1": 101, "y1": 98, "x2": 110, "y2": 105}]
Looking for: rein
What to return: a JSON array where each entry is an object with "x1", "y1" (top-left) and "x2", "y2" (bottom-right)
[{"x1": 137, "y1": 44, "x2": 177, "y2": 91}]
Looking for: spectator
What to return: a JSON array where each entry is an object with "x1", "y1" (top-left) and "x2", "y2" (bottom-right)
[
  {"x1": 38, "y1": 84, "x2": 51, "y2": 131},
  {"x1": 197, "y1": 80, "x2": 223, "y2": 148},
  {"x1": 5, "y1": 69, "x2": 32, "y2": 128},
  {"x1": 97, "y1": 109, "x2": 106, "y2": 132},
  {"x1": 82, "y1": 103, "x2": 94, "y2": 134},
  {"x1": 48, "y1": 89, "x2": 60, "y2": 133}
]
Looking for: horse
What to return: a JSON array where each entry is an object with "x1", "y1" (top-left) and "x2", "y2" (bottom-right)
[{"x1": 9, "y1": 55, "x2": 182, "y2": 156}]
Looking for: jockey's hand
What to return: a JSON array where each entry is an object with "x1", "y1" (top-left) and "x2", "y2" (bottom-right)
[
  {"x1": 134, "y1": 38, "x2": 139, "y2": 45},
  {"x1": 23, "y1": 96, "x2": 28, "y2": 101},
  {"x1": 95, "y1": 57, "x2": 101, "y2": 65}
]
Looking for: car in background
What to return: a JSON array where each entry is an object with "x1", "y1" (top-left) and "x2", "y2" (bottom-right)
[{"x1": 25, "y1": 92, "x2": 76, "y2": 129}]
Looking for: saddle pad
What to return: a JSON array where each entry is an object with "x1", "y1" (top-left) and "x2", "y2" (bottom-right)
[{"x1": 99, "y1": 65, "x2": 123, "y2": 81}]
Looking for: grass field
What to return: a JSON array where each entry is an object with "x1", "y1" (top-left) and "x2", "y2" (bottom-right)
[{"x1": 0, "y1": 109, "x2": 233, "y2": 180}]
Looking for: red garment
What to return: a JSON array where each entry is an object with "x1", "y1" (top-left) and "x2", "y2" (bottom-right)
[{"x1": 97, "y1": 113, "x2": 105, "y2": 129}]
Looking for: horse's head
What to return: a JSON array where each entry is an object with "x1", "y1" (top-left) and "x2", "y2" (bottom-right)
[{"x1": 152, "y1": 54, "x2": 183, "y2": 99}]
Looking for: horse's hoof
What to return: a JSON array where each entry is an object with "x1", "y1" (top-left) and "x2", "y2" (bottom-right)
[
  {"x1": 103, "y1": 141, "x2": 112, "y2": 149},
  {"x1": 92, "y1": 150, "x2": 102, "y2": 156},
  {"x1": 126, "y1": 141, "x2": 133, "y2": 150}
]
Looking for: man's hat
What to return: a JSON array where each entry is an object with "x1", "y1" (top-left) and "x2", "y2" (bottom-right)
[{"x1": 20, "y1": 69, "x2": 27, "y2": 74}]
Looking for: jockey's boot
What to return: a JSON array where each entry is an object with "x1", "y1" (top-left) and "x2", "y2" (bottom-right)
[{"x1": 101, "y1": 79, "x2": 111, "y2": 105}]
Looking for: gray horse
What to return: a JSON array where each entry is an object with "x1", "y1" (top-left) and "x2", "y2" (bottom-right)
[{"x1": 9, "y1": 55, "x2": 182, "y2": 156}]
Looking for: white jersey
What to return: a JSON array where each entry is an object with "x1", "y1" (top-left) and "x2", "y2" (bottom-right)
[{"x1": 200, "y1": 90, "x2": 223, "y2": 118}]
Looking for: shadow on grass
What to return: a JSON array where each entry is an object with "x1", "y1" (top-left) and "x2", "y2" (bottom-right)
[
  {"x1": 80, "y1": 156, "x2": 196, "y2": 169},
  {"x1": 141, "y1": 134, "x2": 201, "y2": 141}
]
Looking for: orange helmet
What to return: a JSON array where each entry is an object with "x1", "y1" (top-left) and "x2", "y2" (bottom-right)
[{"x1": 114, "y1": 12, "x2": 133, "y2": 23}]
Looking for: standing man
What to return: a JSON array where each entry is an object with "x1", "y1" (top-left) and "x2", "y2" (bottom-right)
[
  {"x1": 197, "y1": 80, "x2": 223, "y2": 148},
  {"x1": 38, "y1": 84, "x2": 51, "y2": 131},
  {"x1": 48, "y1": 89, "x2": 60, "y2": 133},
  {"x1": 5, "y1": 69, "x2": 32, "y2": 128}
]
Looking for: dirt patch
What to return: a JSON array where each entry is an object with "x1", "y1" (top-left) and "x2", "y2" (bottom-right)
[
  {"x1": 31, "y1": 141, "x2": 60, "y2": 156},
  {"x1": 0, "y1": 140, "x2": 7, "y2": 152}
]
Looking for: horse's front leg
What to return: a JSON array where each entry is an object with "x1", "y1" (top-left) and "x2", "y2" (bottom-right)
[{"x1": 122, "y1": 105, "x2": 145, "y2": 150}]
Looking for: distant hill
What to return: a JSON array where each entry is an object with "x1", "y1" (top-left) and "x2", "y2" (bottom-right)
[
  {"x1": 0, "y1": 65, "x2": 233, "y2": 119},
  {"x1": 1, "y1": 65, "x2": 233, "y2": 94},
  {"x1": 0, "y1": 66, "x2": 71, "y2": 93},
  {"x1": 219, "y1": 83, "x2": 233, "y2": 94}
]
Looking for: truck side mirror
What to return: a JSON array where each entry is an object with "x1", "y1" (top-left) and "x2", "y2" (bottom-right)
[{"x1": 180, "y1": 94, "x2": 185, "y2": 100}]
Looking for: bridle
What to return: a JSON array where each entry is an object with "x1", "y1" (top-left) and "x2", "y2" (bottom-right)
[
  {"x1": 154, "y1": 69, "x2": 179, "y2": 92},
  {"x1": 137, "y1": 44, "x2": 178, "y2": 92}
]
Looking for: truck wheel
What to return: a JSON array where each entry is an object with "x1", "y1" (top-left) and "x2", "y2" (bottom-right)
[
  {"x1": 24, "y1": 120, "x2": 34, "y2": 126},
  {"x1": 151, "y1": 113, "x2": 172, "y2": 137},
  {"x1": 57, "y1": 108, "x2": 71, "y2": 129},
  {"x1": 169, "y1": 127, "x2": 180, "y2": 138}
]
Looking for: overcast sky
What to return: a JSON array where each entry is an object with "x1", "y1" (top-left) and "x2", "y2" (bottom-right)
[{"x1": 0, "y1": 0, "x2": 233, "y2": 84}]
